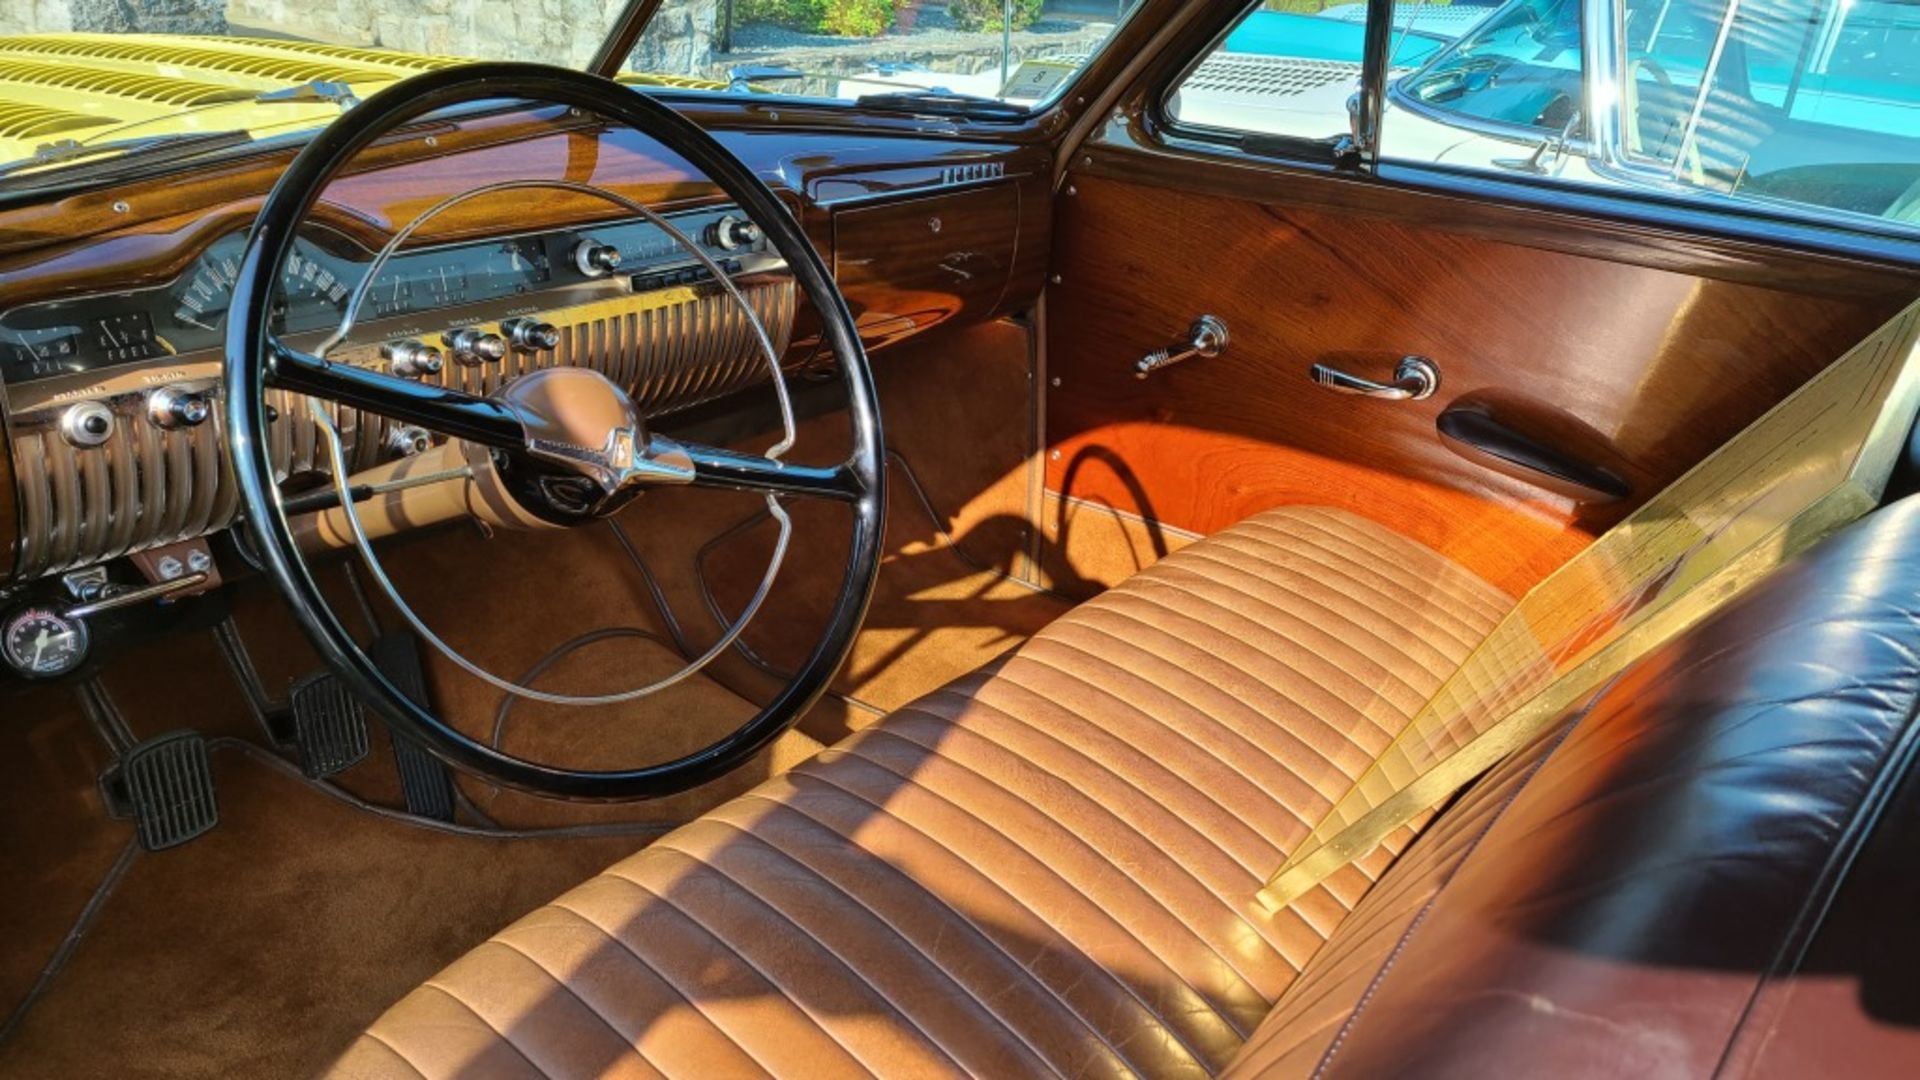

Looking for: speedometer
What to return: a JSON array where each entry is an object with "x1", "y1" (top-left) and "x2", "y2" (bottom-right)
[
  {"x1": 170, "y1": 232, "x2": 244, "y2": 335},
  {"x1": 168, "y1": 233, "x2": 352, "y2": 345}
]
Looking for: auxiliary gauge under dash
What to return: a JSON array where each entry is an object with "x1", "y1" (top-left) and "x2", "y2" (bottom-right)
[{"x1": 2, "y1": 606, "x2": 90, "y2": 679}]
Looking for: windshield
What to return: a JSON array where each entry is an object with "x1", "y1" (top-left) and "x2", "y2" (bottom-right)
[
  {"x1": 617, "y1": 0, "x2": 1140, "y2": 107},
  {"x1": 0, "y1": 1, "x2": 1136, "y2": 184}
]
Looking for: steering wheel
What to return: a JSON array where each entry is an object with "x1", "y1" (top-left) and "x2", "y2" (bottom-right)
[{"x1": 223, "y1": 64, "x2": 885, "y2": 800}]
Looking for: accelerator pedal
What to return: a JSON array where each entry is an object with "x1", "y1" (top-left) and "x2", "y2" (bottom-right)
[
  {"x1": 104, "y1": 731, "x2": 220, "y2": 851},
  {"x1": 287, "y1": 669, "x2": 371, "y2": 778},
  {"x1": 369, "y1": 634, "x2": 455, "y2": 822}
]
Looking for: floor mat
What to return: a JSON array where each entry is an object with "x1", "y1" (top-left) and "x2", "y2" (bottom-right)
[{"x1": 0, "y1": 743, "x2": 657, "y2": 1078}]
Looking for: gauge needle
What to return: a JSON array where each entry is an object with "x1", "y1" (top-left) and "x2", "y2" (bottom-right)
[
  {"x1": 178, "y1": 314, "x2": 216, "y2": 333},
  {"x1": 102, "y1": 323, "x2": 122, "y2": 348},
  {"x1": 29, "y1": 628, "x2": 49, "y2": 669}
]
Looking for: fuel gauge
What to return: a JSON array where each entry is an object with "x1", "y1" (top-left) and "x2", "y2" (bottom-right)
[
  {"x1": 485, "y1": 237, "x2": 551, "y2": 293},
  {"x1": 2, "y1": 607, "x2": 90, "y2": 679}
]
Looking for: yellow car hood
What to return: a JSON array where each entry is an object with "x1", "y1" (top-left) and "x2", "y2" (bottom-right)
[{"x1": 0, "y1": 33, "x2": 724, "y2": 172}]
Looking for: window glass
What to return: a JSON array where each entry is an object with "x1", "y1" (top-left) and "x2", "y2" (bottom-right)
[
  {"x1": 1396, "y1": 0, "x2": 1583, "y2": 132},
  {"x1": 1374, "y1": 0, "x2": 1920, "y2": 234},
  {"x1": 621, "y1": 0, "x2": 1141, "y2": 109},
  {"x1": 1165, "y1": 2, "x2": 1480, "y2": 144}
]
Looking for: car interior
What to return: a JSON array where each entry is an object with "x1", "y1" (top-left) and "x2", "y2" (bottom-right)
[{"x1": 3, "y1": 0, "x2": 1920, "y2": 1076}]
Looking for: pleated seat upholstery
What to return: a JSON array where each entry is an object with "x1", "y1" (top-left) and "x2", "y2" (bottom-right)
[{"x1": 329, "y1": 506, "x2": 1514, "y2": 1078}]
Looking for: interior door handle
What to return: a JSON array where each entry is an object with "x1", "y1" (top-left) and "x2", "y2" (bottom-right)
[{"x1": 1309, "y1": 356, "x2": 1440, "y2": 401}]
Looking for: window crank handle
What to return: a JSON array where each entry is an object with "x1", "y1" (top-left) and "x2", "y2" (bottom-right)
[{"x1": 1135, "y1": 315, "x2": 1229, "y2": 379}]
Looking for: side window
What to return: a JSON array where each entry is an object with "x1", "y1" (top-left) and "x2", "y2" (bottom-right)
[
  {"x1": 1378, "y1": 0, "x2": 1920, "y2": 233},
  {"x1": 1167, "y1": 0, "x2": 1920, "y2": 236},
  {"x1": 1165, "y1": 2, "x2": 1460, "y2": 145}
]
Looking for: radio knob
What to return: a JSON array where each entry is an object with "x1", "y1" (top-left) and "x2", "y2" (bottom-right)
[
  {"x1": 381, "y1": 339, "x2": 444, "y2": 378},
  {"x1": 442, "y1": 327, "x2": 507, "y2": 366},
  {"x1": 572, "y1": 239, "x2": 622, "y2": 277},
  {"x1": 59, "y1": 401, "x2": 116, "y2": 447},
  {"x1": 709, "y1": 215, "x2": 762, "y2": 250},
  {"x1": 502, "y1": 318, "x2": 560, "y2": 353}
]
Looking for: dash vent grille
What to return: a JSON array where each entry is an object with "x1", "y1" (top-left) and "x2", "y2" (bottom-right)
[{"x1": 940, "y1": 162, "x2": 1005, "y2": 186}]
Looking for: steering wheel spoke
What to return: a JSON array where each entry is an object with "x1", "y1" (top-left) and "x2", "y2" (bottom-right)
[
  {"x1": 659, "y1": 437, "x2": 866, "y2": 503},
  {"x1": 267, "y1": 339, "x2": 525, "y2": 451}
]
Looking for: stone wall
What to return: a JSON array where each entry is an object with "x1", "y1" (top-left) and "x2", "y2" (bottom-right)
[
  {"x1": 221, "y1": 0, "x2": 716, "y2": 69},
  {"x1": 1, "y1": 0, "x2": 229, "y2": 35},
  {"x1": 0, "y1": 0, "x2": 718, "y2": 73}
]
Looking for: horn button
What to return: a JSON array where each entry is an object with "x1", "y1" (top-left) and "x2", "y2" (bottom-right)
[{"x1": 485, "y1": 367, "x2": 693, "y2": 523}]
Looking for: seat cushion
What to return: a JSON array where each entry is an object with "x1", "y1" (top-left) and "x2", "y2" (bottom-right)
[{"x1": 330, "y1": 506, "x2": 1511, "y2": 1078}]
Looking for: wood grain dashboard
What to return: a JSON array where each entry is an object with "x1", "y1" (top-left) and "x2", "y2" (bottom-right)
[{"x1": 0, "y1": 105, "x2": 1052, "y2": 582}]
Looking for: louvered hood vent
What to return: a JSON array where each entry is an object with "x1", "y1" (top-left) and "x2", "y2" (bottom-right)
[{"x1": 0, "y1": 33, "x2": 449, "y2": 154}]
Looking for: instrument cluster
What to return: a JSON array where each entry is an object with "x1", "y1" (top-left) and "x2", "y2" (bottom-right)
[{"x1": 0, "y1": 206, "x2": 755, "y2": 385}]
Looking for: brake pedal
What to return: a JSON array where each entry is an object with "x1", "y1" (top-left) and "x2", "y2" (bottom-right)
[
  {"x1": 106, "y1": 732, "x2": 220, "y2": 851},
  {"x1": 287, "y1": 670, "x2": 370, "y2": 778},
  {"x1": 369, "y1": 634, "x2": 455, "y2": 822}
]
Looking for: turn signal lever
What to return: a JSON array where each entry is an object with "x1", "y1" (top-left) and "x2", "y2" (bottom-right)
[{"x1": 1135, "y1": 315, "x2": 1229, "y2": 379}]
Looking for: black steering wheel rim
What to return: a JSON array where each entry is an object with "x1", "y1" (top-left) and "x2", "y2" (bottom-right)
[{"x1": 224, "y1": 63, "x2": 886, "y2": 800}]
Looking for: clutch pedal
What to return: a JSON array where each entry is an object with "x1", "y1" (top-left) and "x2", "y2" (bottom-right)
[{"x1": 104, "y1": 731, "x2": 220, "y2": 851}]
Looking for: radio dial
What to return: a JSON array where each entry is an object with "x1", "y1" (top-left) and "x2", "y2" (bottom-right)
[
  {"x1": 709, "y1": 215, "x2": 762, "y2": 250},
  {"x1": 146, "y1": 386, "x2": 211, "y2": 430},
  {"x1": 573, "y1": 240, "x2": 622, "y2": 277},
  {"x1": 442, "y1": 327, "x2": 507, "y2": 366}
]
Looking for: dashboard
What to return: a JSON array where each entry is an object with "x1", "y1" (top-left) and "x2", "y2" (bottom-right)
[
  {"x1": 1, "y1": 208, "x2": 759, "y2": 385},
  {"x1": 0, "y1": 107, "x2": 1048, "y2": 680}
]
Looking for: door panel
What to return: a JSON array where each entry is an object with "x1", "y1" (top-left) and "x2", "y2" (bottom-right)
[{"x1": 1044, "y1": 164, "x2": 1914, "y2": 597}]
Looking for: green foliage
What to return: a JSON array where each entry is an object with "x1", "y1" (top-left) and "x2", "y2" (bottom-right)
[
  {"x1": 946, "y1": 0, "x2": 1046, "y2": 33},
  {"x1": 737, "y1": 0, "x2": 903, "y2": 37}
]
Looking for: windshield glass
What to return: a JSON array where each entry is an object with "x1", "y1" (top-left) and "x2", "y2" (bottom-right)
[
  {"x1": 619, "y1": 0, "x2": 1140, "y2": 107},
  {"x1": 0, "y1": 1, "x2": 630, "y2": 174}
]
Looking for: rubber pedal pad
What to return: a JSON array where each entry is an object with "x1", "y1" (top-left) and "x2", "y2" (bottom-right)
[
  {"x1": 287, "y1": 670, "x2": 370, "y2": 779},
  {"x1": 117, "y1": 731, "x2": 219, "y2": 852}
]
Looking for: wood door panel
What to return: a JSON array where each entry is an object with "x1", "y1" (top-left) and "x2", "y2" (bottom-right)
[{"x1": 1045, "y1": 174, "x2": 1910, "y2": 595}]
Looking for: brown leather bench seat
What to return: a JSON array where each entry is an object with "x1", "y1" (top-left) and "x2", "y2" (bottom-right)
[{"x1": 332, "y1": 501, "x2": 1920, "y2": 1078}]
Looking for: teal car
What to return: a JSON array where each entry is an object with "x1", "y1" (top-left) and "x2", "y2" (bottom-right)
[{"x1": 1389, "y1": 0, "x2": 1920, "y2": 227}]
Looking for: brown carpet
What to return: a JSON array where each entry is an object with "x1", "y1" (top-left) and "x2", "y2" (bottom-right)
[{"x1": 0, "y1": 742, "x2": 655, "y2": 1079}]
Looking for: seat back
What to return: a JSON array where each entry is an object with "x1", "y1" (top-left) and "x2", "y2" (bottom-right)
[{"x1": 1229, "y1": 495, "x2": 1920, "y2": 1077}]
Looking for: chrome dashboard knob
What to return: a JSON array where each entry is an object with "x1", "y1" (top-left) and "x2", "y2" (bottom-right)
[
  {"x1": 442, "y1": 327, "x2": 507, "y2": 366},
  {"x1": 387, "y1": 425, "x2": 432, "y2": 456},
  {"x1": 146, "y1": 387, "x2": 211, "y2": 430},
  {"x1": 382, "y1": 339, "x2": 445, "y2": 378},
  {"x1": 59, "y1": 401, "x2": 116, "y2": 447},
  {"x1": 572, "y1": 239, "x2": 622, "y2": 277},
  {"x1": 709, "y1": 214, "x2": 762, "y2": 250},
  {"x1": 502, "y1": 317, "x2": 561, "y2": 353}
]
